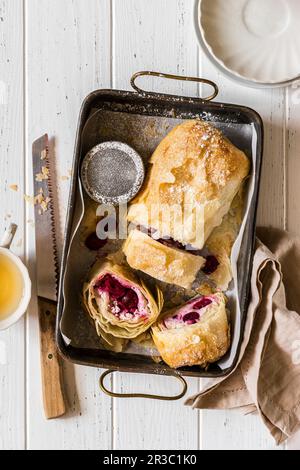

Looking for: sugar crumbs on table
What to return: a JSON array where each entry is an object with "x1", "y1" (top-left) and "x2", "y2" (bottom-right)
[{"x1": 24, "y1": 188, "x2": 51, "y2": 213}]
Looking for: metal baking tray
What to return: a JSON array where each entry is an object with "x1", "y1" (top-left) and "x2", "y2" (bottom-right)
[{"x1": 56, "y1": 72, "x2": 263, "y2": 399}]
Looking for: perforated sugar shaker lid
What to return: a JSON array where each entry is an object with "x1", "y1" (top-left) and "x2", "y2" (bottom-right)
[{"x1": 81, "y1": 141, "x2": 145, "y2": 205}]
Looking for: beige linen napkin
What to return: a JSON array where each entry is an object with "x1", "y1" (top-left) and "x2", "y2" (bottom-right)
[{"x1": 186, "y1": 227, "x2": 300, "y2": 445}]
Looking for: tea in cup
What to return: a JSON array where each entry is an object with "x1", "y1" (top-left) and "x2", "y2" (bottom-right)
[{"x1": 0, "y1": 224, "x2": 31, "y2": 330}]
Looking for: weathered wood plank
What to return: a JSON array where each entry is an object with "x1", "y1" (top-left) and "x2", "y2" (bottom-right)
[
  {"x1": 25, "y1": 0, "x2": 112, "y2": 450},
  {"x1": 0, "y1": 0, "x2": 25, "y2": 451}
]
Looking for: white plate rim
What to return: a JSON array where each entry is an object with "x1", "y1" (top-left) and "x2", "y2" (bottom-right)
[{"x1": 193, "y1": 0, "x2": 300, "y2": 89}]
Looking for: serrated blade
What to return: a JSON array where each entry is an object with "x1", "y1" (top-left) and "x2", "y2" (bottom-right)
[{"x1": 33, "y1": 135, "x2": 59, "y2": 302}]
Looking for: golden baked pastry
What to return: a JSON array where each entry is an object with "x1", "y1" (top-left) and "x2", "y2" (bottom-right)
[
  {"x1": 202, "y1": 190, "x2": 244, "y2": 291},
  {"x1": 152, "y1": 292, "x2": 230, "y2": 369},
  {"x1": 123, "y1": 229, "x2": 205, "y2": 289},
  {"x1": 83, "y1": 260, "x2": 163, "y2": 352},
  {"x1": 127, "y1": 119, "x2": 250, "y2": 249},
  {"x1": 123, "y1": 192, "x2": 244, "y2": 291}
]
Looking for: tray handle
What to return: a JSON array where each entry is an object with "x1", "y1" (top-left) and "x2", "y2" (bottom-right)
[
  {"x1": 99, "y1": 369, "x2": 188, "y2": 401},
  {"x1": 130, "y1": 71, "x2": 218, "y2": 102}
]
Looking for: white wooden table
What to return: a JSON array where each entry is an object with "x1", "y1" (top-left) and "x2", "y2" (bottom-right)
[{"x1": 1, "y1": 0, "x2": 300, "y2": 450}]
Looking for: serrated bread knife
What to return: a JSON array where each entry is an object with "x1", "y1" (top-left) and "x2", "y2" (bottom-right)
[{"x1": 32, "y1": 135, "x2": 66, "y2": 419}]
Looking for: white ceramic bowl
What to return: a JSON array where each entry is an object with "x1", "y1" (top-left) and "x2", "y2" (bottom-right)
[
  {"x1": 194, "y1": 0, "x2": 300, "y2": 88},
  {"x1": 0, "y1": 247, "x2": 31, "y2": 330}
]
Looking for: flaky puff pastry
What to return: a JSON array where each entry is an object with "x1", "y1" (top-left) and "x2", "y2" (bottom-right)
[
  {"x1": 83, "y1": 260, "x2": 163, "y2": 352},
  {"x1": 123, "y1": 229, "x2": 205, "y2": 289},
  {"x1": 127, "y1": 119, "x2": 250, "y2": 249},
  {"x1": 152, "y1": 293, "x2": 230, "y2": 369},
  {"x1": 203, "y1": 190, "x2": 245, "y2": 291}
]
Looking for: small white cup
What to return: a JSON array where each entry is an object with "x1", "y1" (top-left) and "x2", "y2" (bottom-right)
[{"x1": 0, "y1": 224, "x2": 31, "y2": 330}]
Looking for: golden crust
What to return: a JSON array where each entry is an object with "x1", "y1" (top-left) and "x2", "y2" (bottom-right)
[
  {"x1": 204, "y1": 190, "x2": 244, "y2": 291},
  {"x1": 152, "y1": 293, "x2": 230, "y2": 369},
  {"x1": 123, "y1": 190, "x2": 244, "y2": 292},
  {"x1": 127, "y1": 119, "x2": 250, "y2": 249},
  {"x1": 123, "y1": 229, "x2": 205, "y2": 289}
]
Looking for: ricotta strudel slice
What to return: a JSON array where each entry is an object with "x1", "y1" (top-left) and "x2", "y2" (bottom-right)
[
  {"x1": 152, "y1": 293, "x2": 230, "y2": 368},
  {"x1": 83, "y1": 260, "x2": 163, "y2": 352}
]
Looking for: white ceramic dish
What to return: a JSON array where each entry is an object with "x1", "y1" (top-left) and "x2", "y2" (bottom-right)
[
  {"x1": 0, "y1": 225, "x2": 31, "y2": 330},
  {"x1": 194, "y1": 0, "x2": 300, "y2": 88}
]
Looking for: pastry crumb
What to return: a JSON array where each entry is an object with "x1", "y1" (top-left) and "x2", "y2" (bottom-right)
[
  {"x1": 35, "y1": 189, "x2": 51, "y2": 213},
  {"x1": 9, "y1": 184, "x2": 19, "y2": 192},
  {"x1": 35, "y1": 166, "x2": 49, "y2": 182},
  {"x1": 41, "y1": 149, "x2": 47, "y2": 160},
  {"x1": 40, "y1": 196, "x2": 51, "y2": 213},
  {"x1": 24, "y1": 189, "x2": 51, "y2": 214},
  {"x1": 24, "y1": 194, "x2": 35, "y2": 205}
]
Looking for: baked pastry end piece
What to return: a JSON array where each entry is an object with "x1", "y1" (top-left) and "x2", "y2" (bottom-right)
[
  {"x1": 152, "y1": 293, "x2": 230, "y2": 369},
  {"x1": 123, "y1": 229, "x2": 205, "y2": 289},
  {"x1": 202, "y1": 190, "x2": 245, "y2": 291},
  {"x1": 127, "y1": 119, "x2": 250, "y2": 249},
  {"x1": 82, "y1": 259, "x2": 163, "y2": 352}
]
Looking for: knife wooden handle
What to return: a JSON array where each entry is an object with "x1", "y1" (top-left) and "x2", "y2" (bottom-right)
[{"x1": 38, "y1": 297, "x2": 66, "y2": 419}]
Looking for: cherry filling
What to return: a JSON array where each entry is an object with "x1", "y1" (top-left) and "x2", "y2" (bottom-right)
[
  {"x1": 85, "y1": 232, "x2": 108, "y2": 251},
  {"x1": 158, "y1": 238, "x2": 219, "y2": 275},
  {"x1": 137, "y1": 226, "x2": 219, "y2": 275},
  {"x1": 202, "y1": 255, "x2": 219, "y2": 275},
  {"x1": 193, "y1": 297, "x2": 212, "y2": 309},
  {"x1": 85, "y1": 219, "x2": 113, "y2": 251},
  {"x1": 182, "y1": 311, "x2": 200, "y2": 325},
  {"x1": 164, "y1": 296, "x2": 213, "y2": 329},
  {"x1": 156, "y1": 237, "x2": 187, "y2": 251},
  {"x1": 95, "y1": 274, "x2": 139, "y2": 314},
  {"x1": 182, "y1": 298, "x2": 212, "y2": 325}
]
